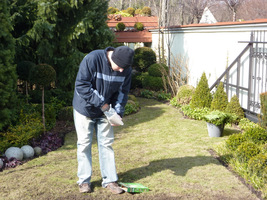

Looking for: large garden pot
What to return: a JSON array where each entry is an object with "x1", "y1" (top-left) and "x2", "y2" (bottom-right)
[{"x1": 206, "y1": 122, "x2": 224, "y2": 137}]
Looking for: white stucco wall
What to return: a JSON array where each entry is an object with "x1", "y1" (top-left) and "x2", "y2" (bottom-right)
[{"x1": 150, "y1": 23, "x2": 267, "y2": 88}]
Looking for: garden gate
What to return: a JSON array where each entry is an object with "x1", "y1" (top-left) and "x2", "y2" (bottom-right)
[{"x1": 210, "y1": 30, "x2": 267, "y2": 121}]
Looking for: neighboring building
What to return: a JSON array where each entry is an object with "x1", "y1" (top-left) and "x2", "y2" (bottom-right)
[
  {"x1": 107, "y1": 16, "x2": 158, "y2": 47},
  {"x1": 199, "y1": 7, "x2": 217, "y2": 24},
  {"x1": 150, "y1": 19, "x2": 267, "y2": 117}
]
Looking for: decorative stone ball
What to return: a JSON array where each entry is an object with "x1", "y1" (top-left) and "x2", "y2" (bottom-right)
[
  {"x1": 5, "y1": 147, "x2": 24, "y2": 161},
  {"x1": 21, "y1": 145, "x2": 34, "y2": 159},
  {"x1": 34, "y1": 147, "x2": 42, "y2": 156},
  {"x1": 0, "y1": 159, "x2": 3, "y2": 168}
]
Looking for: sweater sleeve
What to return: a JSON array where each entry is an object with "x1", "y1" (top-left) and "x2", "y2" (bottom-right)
[
  {"x1": 74, "y1": 54, "x2": 105, "y2": 108},
  {"x1": 113, "y1": 68, "x2": 132, "y2": 117}
]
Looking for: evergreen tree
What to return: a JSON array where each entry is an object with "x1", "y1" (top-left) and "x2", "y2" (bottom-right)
[
  {"x1": 190, "y1": 72, "x2": 212, "y2": 108},
  {"x1": 10, "y1": 0, "x2": 115, "y2": 91},
  {"x1": 211, "y1": 82, "x2": 228, "y2": 111},
  {"x1": 0, "y1": 0, "x2": 17, "y2": 131},
  {"x1": 226, "y1": 95, "x2": 244, "y2": 124}
]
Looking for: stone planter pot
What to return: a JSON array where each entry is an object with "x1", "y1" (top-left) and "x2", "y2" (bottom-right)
[{"x1": 206, "y1": 122, "x2": 224, "y2": 137}]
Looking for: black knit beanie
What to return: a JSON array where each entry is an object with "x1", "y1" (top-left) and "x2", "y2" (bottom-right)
[{"x1": 111, "y1": 46, "x2": 134, "y2": 69}]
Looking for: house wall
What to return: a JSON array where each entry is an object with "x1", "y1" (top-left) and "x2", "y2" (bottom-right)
[{"x1": 150, "y1": 22, "x2": 267, "y2": 88}]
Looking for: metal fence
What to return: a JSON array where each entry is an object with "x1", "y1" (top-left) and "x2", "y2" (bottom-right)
[{"x1": 210, "y1": 30, "x2": 267, "y2": 120}]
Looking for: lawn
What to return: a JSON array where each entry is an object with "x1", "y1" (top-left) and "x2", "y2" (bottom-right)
[{"x1": 0, "y1": 98, "x2": 260, "y2": 200}]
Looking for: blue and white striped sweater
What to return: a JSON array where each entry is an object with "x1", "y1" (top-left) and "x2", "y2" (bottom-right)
[{"x1": 73, "y1": 47, "x2": 132, "y2": 118}]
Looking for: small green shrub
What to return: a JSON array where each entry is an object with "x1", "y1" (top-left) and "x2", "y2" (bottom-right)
[
  {"x1": 126, "y1": 7, "x2": 135, "y2": 16},
  {"x1": 248, "y1": 153, "x2": 267, "y2": 177},
  {"x1": 142, "y1": 6, "x2": 151, "y2": 16},
  {"x1": 155, "y1": 90, "x2": 171, "y2": 101},
  {"x1": 225, "y1": 95, "x2": 244, "y2": 124},
  {"x1": 134, "y1": 22, "x2": 144, "y2": 31},
  {"x1": 124, "y1": 100, "x2": 139, "y2": 116},
  {"x1": 140, "y1": 89, "x2": 154, "y2": 99},
  {"x1": 225, "y1": 133, "x2": 247, "y2": 151},
  {"x1": 190, "y1": 72, "x2": 212, "y2": 109},
  {"x1": 116, "y1": 22, "x2": 126, "y2": 31},
  {"x1": 0, "y1": 112, "x2": 43, "y2": 153},
  {"x1": 235, "y1": 142, "x2": 261, "y2": 163},
  {"x1": 131, "y1": 72, "x2": 144, "y2": 89},
  {"x1": 170, "y1": 97, "x2": 180, "y2": 107},
  {"x1": 148, "y1": 63, "x2": 168, "y2": 77},
  {"x1": 176, "y1": 85, "x2": 195, "y2": 106},
  {"x1": 142, "y1": 75, "x2": 164, "y2": 91},
  {"x1": 211, "y1": 82, "x2": 228, "y2": 111},
  {"x1": 243, "y1": 126, "x2": 267, "y2": 145},
  {"x1": 133, "y1": 47, "x2": 156, "y2": 72},
  {"x1": 239, "y1": 118, "x2": 260, "y2": 131}
]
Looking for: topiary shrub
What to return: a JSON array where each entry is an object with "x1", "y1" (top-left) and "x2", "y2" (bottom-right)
[
  {"x1": 134, "y1": 22, "x2": 144, "y2": 31},
  {"x1": 107, "y1": 7, "x2": 118, "y2": 14},
  {"x1": 133, "y1": 47, "x2": 156, "y2": 72},
  {"x1": 210, "y1": 82, "x2": 228, "y2": 111},
  {"x1": 259, "y1": 92, "x2": 267, "y2": 129},
  {"x1": 235, "y1": 141, "x2": 261, "y2": 163},
  {"x1": 225, "y1": 133, "x2": 247, "y2": 151},
  {"x1": 126, "y1": 7, "x2": 135, "y2": 16},
  {"x1": 190, "y1": 72, "x2": 212, "y2": 109},
  {"x1": 135, "y1": 9, "x2": 142, "y2": 15},
  {"x1": 248, "y1": 153, "x2": 267, "y2": 177},
  {"x1": 29, "y1": 64, "x2": 56, "y2": 133},
  {"x1": 176, "y1": 85, "x2": 195, "y2": 106},
  {"x1": 148, "y1": 63, "x2": 168, "y2": 77},
  {"x1": 225, "y1": 95, "x2": 244, "y2": 124},
  {"x1": 142, "y1": 6, "x2": 151, "y2": 16},
  {"x1": 243, "y1": 126, "x2": 267, "y2": 145},
  {"x1": 116, "y1": 22, "x2": 126, "y2": 31},
  {"x1": 142, "y1": 75, "x2": 164, "y2": 91}
]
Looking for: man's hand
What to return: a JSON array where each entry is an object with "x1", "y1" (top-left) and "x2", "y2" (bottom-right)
[{"x1": 103, "y1": 106, "x2": 124, "y2": 126}]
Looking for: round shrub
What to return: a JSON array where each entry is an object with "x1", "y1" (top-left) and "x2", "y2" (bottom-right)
[
  {"x1": 148, "y1": 63, "x2": 168, "y2": 77},
  {"x1": 248, "y1": 153, "x2": 267, "y2": 177},
  {"x1": 116, "y1": 22, "x2": 126, "y2": 31},
  {"x1": 134, "y1": 22, "x2": 144, "y2": 31},
  {"x1": 190, "y1": 72, "x2": 212, "y2": 109},
  {"x1": 243, "y1": 126, "x2": 267, "y2": 145},
  {"x1": 226, "y1": 133, "x2": 247, "y2": 151},
  {"x1": 142, "y1": 75, "x2": 164, "y2": 91},
  {"x1": 235, "y1": 142, "x2": 261, "y2": 163},
  {"x1": 5, "y1": 147, "x2": 23, "y2": 161},
  {"x1": 29, "y1": 64, "x2": 56, "y2": 87},
  {"x1": 176, "y1": 85, "x2": 195, "y2": 106},
  {"x1": 135, "y1": 9, "x2": 142, "y2": 15},
  {"x1": 124, "y1": 100, "x2": 139, "y2": 116},
  {"x1": 133, "y1": 47, "x2": 156, "y2": 72},
  {"x1": 211, "y1": 82, "x2": 228, "y2": 111},
  {"x1": 126, "y1": 7, "x2": 135, "y2": 16},
  {"x1": 21, "y1": 145, "x2": 34, "y2": 159},
  {"x1": 225, "y1": 95, "x2": 244, "y2": 123},
  {"x1": 108, "y1": 7, "x2": 118, "y2": 14},
  {"x1": 142, "y1": 6, "x2": 151, "y2": 16}
]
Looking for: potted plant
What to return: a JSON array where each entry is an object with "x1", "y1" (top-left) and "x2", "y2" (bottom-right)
[{"x1": 204, "y1": 110, "x2": 232, "y2": 137}]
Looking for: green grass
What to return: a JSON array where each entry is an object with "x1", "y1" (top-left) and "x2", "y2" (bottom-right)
[{"x1": 0, "y1": 98, "x2": 260, "y2": 200}]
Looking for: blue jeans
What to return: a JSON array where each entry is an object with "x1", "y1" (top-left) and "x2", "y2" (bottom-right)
[{"x1": 73, "y1": 109, "x2": 118, "y2": 187}]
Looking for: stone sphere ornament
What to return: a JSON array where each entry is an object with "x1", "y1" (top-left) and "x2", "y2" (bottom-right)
[
  {"x1": 34, "y1": 147, "x2": 42, "y2": 156},
  {"x1": 5, "y1": 147, "x2": 24, "y2": 161},
  {"x1": 21, "y1": 145, "x2": 34, "y2": 159}
]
